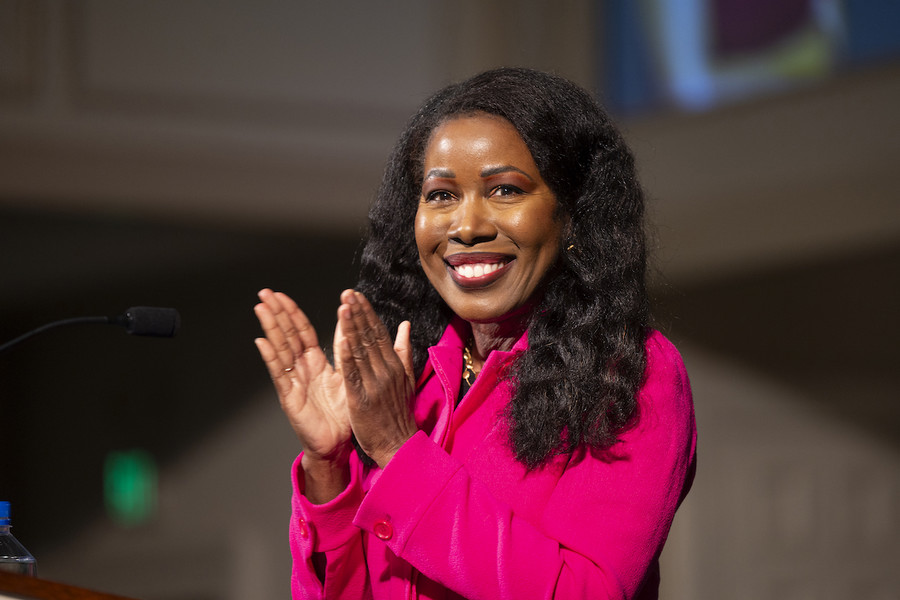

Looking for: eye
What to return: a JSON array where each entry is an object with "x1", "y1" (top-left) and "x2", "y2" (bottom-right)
[
  {"x1": 492, "y1": 184, "x2": 524, "y2": 197},
  {"x1": 424, "y1": 190, "x2": 455, "y2": 203}
]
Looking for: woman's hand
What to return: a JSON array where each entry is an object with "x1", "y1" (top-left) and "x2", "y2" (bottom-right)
[
  {"x1": 254, "y1": 289, "x2": 351, "y2": 501},
  {"x1": 336, "y1": 290, "x2": 418, "y2": 469}
]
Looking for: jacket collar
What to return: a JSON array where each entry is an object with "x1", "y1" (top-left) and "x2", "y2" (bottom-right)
[{"x1": 419, "y1": 316, "x2": 529, "y2": 389}]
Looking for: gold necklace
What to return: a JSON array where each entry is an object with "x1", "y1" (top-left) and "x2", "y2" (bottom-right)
[{"x1": 462, "y1": 343, "x2": 478, "y2": 386}]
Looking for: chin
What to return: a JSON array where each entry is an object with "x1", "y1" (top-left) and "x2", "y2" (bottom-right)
[{"x1": 449, "y1": 299, "x2": 534, "y2": 325}]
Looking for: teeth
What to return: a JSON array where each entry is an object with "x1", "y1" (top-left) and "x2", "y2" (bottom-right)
[{"x1": 455, "y1": 263, "x2": 503, "y2": 278}]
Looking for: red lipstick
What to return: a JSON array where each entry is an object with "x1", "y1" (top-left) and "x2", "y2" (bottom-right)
[{"x1": 444, "y1": 253, "x2": 513, "y2": 288}]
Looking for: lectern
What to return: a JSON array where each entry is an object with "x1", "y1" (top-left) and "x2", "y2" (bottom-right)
[{"x1": 0, "y1": 571, "x2": 138, "y2": 600}]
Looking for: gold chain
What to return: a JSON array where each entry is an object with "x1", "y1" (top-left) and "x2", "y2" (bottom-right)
[{"x1": 462, "y1": 343, "x2": 477, "y2": 386}]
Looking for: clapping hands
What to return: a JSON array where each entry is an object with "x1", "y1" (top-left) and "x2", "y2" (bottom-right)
[{"x1": 254, "y1": 288, "x2": 417, "y2": 499}]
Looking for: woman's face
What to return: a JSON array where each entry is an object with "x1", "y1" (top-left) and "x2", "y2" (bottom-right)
[{"x1": 415, "y1": 114, "x2": 564, "y2": 323}]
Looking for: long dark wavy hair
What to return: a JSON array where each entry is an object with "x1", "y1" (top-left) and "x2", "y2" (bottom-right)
[{"x1": 357, "y1": 67, "x2": 650, "y2": 468}]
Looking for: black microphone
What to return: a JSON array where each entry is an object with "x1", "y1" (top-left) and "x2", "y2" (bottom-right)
[
  {"x1": 0, "y1": 307, "x2": 181, "y2": 354},
  {"x1": 113, "y1": 307, "x2": 181, "y2": 337}
]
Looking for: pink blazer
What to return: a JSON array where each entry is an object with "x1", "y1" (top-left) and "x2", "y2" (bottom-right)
[{"x1": 289, "y1": 320, "x2": 697, "y2": 599}]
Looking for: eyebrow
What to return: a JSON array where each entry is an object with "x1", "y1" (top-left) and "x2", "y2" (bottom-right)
[
  {"x1": 423, "y1": 165, "x2": 534, "y2": 181},
  {"x1": 481, "y1": 165, "x2": 533, "y2": 181},
  {"x1": 424, "y1": 168, "x2": 454, "y2": 180}
]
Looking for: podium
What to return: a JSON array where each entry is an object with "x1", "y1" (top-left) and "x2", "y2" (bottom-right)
[{"x1": 0, "y1": 571, "x2": 138, "y2": 600}]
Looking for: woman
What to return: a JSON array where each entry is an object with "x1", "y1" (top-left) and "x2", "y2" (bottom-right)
[{"x1": 254, "y1": 67, "x2": 696, "y2": 600}]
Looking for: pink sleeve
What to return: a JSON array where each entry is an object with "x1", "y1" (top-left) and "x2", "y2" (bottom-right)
[
  {"x1": 352, "y1": 332, "x2": 697, "y2": 600},
  {"x1": 289, "y1": 454, "x2": 372, "y2": 600}
]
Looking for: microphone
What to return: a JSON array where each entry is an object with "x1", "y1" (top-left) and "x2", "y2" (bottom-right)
[
  {"x1": 113, "y1": 307, "x2": 181, "y2": 337},
  {"x1": 0, "y1": 307, "x2": 181, "y2": 354}
]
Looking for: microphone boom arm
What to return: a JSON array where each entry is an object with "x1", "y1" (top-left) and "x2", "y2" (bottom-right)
[{"x1": 0, "y1": 307, "x2": 180, "y2": 355}]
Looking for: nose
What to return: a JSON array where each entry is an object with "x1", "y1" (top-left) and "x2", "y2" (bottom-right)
[{"x1": 447, "y1": 196, "x2": 496, "y2": 246}]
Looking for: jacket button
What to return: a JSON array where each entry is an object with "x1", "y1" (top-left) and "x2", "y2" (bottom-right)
[
  {"x1": 373, "y1": 519, "x2": 393, "y2": 540},
  {"x1": 298, "y1": 519, "x2": 310, "y2": 539}
]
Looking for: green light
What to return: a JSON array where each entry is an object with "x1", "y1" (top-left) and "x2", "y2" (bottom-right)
[{"x1": 103, "y1": 449, "x2": 157, "y2": 527}]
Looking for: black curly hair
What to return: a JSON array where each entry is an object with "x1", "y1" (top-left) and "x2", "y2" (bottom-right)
[{"x1": 356, "y1": 67, "x2": 650, "y2": 468}]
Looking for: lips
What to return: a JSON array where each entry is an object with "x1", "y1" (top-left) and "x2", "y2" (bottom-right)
[{"x1": 445, "y1": 252, "x2": 513, "y2": 288}]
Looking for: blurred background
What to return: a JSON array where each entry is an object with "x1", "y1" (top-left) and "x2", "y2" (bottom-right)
[{"x1": 1, "y1": 1, "x2": 898, "y2": 598}]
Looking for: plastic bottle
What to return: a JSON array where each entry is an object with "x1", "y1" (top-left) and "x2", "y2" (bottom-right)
[{"x1": 0, "y1": 501, "x2": 37, "y2": 576}]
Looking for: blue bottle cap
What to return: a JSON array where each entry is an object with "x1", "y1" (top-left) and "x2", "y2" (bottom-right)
[{"x1": 0, "y1": 501, "x2": 9, "y2": 523}]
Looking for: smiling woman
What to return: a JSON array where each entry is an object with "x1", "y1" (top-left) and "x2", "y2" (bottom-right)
[
  {"x1": 416, "y1": 114, "x2": 563, "y2": 330},
  {"x1": 254, "y1": 67, "x2": 696, "y2": 600}
]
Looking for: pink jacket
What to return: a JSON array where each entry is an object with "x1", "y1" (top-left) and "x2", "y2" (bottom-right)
[{"x1": 289, "y1": 320, "x2": 697, "y2": 599}]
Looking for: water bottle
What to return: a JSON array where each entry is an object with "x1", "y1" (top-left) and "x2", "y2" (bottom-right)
[{"x1": 0, "y1": 501, "x2": 37, "y2": 576}]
